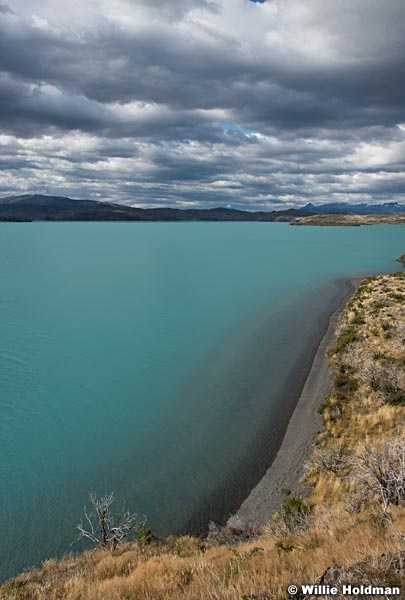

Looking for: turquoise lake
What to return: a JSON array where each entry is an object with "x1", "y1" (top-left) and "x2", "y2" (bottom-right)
[{"x1": 0, "y1": 222, "x2": 404, "y2": 580}]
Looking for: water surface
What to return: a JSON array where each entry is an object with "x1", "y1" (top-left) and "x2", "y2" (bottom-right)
[{"x1": 0, "y1": 222, "x2": 404, "y2": 580}]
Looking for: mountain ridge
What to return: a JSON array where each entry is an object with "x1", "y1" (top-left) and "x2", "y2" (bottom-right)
[
  {"x1": 303, "y1": 201, "x2": 405, "y2": 215},
  {"x1": 0, "y1": 194, "x2": 311, "y2": 221},
  {"x1": 1, "y1": 194, "x2": 405, "y2": 222}
]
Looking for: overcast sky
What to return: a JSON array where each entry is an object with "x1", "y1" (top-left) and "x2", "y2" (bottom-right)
[{"x1": 0, "y1": 0, "x2": 404, "y2": 209}]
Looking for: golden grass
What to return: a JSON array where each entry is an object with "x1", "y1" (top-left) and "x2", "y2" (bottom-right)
[
  {"x1": 1, "y1": 272, "x2": 404, "y2": 600},
  {"x1": 3, "y1": 510, "x2": 404, "y2": 600}
]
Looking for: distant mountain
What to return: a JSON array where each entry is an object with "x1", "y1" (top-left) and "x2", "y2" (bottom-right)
[
  {"x1": 0, "y1": 194, "x2": 312, "y2": 222},
  {"x1": 2, "y1": 195, "x2": 405, "y2": 222},
  {"x1": 0, "y1": 194, "x2": 145, "y2": 221},
  {"x1": 303, "y1": 202, "x2": 405, "y2": 215}
]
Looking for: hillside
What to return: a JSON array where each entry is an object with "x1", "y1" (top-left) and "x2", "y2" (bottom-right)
[
  {"x1": 1, "y1": 272, "x2": 404, "y2": 599},
  {"x1": 292, "y1": 213, "x2": 405, "y2": 226},
  {"x1": 0, "y1": 195, "x2": 310, "y2": 222}
]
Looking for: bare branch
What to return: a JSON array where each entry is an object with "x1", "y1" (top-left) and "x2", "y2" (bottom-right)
[
  {"x1": 76, "y1": 491, "x2": 146, "y2": 550},
  {"x1": 310, "y1": 444, "x2": 349, "y2": 475}
]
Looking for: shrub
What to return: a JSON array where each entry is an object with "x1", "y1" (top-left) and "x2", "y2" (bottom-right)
[
  {"x1": 137, "y1": 523, "x2": 156, "y2": 547},
  {"x1": 333, "y1": 367, "x2": 359, "y2": 401},
  {"x1": 329, "y1": 326, "x2": 358, "y2": 356},
  {"x1": 358, "y1": 361, "x2": 405, "y2": 404},
  {"x1": 310, "y1": 445, "x2": 349, "y2": 475},
  {"x1": 351, "y1": 439, "x2": 405, "y2": 513},
  {"x1": 271, "y1": 495, "x2": 311, "y2": 536},
  {"x1": 275, "y1": 538, "x2": 294, "y2": 554},
  {"x1": 373, "y1": 301, "x2": 386, "y2": 311},
  {"x1": 352, "y1": 312, "x2": 365, "y2": 325}
]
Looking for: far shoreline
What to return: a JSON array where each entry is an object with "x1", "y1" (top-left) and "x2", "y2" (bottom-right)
[{"x1": 232, "y1": 277, "x2": 363, "y2": 526}]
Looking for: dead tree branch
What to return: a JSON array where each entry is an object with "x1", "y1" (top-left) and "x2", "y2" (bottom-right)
[{"x1": 76, "y1": 491, "x2": 145, "y2": 550}]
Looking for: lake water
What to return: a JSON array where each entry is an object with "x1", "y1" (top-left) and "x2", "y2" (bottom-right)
[{"x1": 0, "y1": 222, "x2": 404, "y2": 580}]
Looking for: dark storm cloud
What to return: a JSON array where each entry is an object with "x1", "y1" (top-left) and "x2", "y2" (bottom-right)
[
  {"x1": 1, "y1": 2, "x2": 404, "y2": 126},
  {"x1": 0, "y1": 74, "x2": 109, "y2": 135},
  {"x1": 0, "y1": 0, "x2": 404, "y2": 207},
  {"x1": 0, "y1": 3, "x2": 13, "y2": 14}
]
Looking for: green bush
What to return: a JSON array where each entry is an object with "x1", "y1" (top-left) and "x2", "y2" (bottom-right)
[
  {"x1": 352, "y1": 312, "x2": 365, "y2": 325},
  {"x1": 334, "y1": 367, "x2": 359, "y2": 401},
  {"x1": 330, "y1": 326, "x2": 358, "y2": 355},
  {"x1": 277, "y1": 495, "x2": 311, "y2": 535}
]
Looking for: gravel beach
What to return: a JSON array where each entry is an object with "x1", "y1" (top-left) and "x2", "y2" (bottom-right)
[{"x1": 233, "y1": 278, "x2": 362, "y2": 526}]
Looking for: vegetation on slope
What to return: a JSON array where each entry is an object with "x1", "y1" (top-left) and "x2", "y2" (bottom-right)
[{"x1": 1, "y1": 273, "x2": 404, "y2": 600}]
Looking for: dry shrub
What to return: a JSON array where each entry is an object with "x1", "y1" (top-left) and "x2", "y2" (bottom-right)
[
  {"x1": 309, "y1": 444, "x2": 350, "y2": 475},
  {"x1": 351, "y1": 438, "x2": 405, "y2": 512}
]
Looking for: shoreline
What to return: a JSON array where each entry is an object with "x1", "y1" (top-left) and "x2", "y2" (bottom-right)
[{"x1": 232, "y1": 277, "x2": 363, "y2": 526}]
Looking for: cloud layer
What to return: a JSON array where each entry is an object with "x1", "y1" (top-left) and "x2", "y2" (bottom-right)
[{"x1": 0, "y1": 0, "x2": 404, "y2": 208}]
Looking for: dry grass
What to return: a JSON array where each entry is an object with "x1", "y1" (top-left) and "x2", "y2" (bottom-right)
[
  {"x1": 1, "y1": 273, "x2": 404, "y2": 600},
  {"x1": 308, "y1": 273, "x2": 405, "y2": 507},
  {"x1": 2, "y1": 512, "x2": 404, "y2": 600}
]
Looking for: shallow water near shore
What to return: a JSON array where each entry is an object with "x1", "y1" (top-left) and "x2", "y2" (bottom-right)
[{"x1": 0, "y1": 222, "x2": 404, "y2": 580}]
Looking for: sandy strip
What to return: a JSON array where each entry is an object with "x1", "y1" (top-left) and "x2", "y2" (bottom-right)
[{"x1": 233, "y1": 278, "x2": 362, "y2": 526}]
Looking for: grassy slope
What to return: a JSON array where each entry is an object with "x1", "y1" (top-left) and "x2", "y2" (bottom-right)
[{"x1": 1, "y1": 273, "x2": 404, "y2": 600}]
